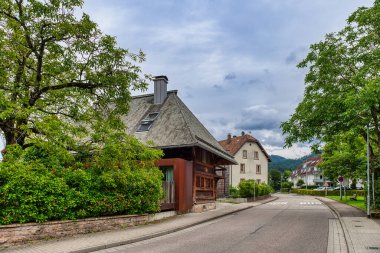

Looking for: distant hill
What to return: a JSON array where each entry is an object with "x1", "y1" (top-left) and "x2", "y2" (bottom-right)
[{"x1": 269, "y1": 154, "x2": 319, "y2": 173}]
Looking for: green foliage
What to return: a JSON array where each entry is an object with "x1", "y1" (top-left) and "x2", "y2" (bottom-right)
[
  {"x1": 281, "y1": 181, "x2": 293, "y2": 189},
  {"x1": 0, "y1": 0, "x2": 148, "y2": 148},
  {"x1": 236, "y1": 180, "x2": 272, "y2": 198},
  {"x1": 296, "y1": 179, "x2": 304, "y2": 187},
  {"x1": 229, "y1": 186, "x2": 240, "y2": 198},
  {"x1": 257, "y1": 183, "x2": 272, "y2": 196},
  {"x1": 282, "y1": 170, "x2": 292, "y2": 182},
  {"x1": 367, "y1": 180, "x2": 380, "y2": 209},
  {"x1": 291, "y1": 188, "x2": 365, "y2": 197},
  {"x1": 269, "y1": 154, "x2": 317, "y2": 172},
  {"x1": 269, "y1": 169, "x2": 281, "y2": 191},
  {"x1": 281, "y1": 1, "x2": 380, "y2": 206},
  {"x1": 238, "y1": 180, "x2": 257, "y2": 198},
  {"x1": 0, "y1": 135, "x2": 163, "y2": 225},
  {"x1": 320, "y1": 131, "x2": 366, "y2": 181},
  {"x1": 326, "y1": 196, "x2": 366, "y2": 212}
]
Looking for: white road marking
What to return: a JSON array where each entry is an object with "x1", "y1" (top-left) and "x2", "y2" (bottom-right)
[
  {"x1": 269, "y1": 202, "x2": 288, "y2": 205},
  {"x1": 300, "y1": 202, "x2": 322, "y2": 205}
]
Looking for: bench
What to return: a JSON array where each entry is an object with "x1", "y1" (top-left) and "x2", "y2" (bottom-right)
[{"x1": 350, "y1": 194, "x2": 357, "y2": 201}]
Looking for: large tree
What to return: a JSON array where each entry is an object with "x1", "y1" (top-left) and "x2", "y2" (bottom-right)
[
  {"x1": 0, "y1": 0, "x2": 147, "y2": 148},
  {"x1": 319, "y1": 131, "x2": 366, "y2": 182},
  {"x1": 281, "y1": 1, "x2": 380, "y2": 180}
]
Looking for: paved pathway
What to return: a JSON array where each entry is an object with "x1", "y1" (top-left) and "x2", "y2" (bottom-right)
[
  {"x1": 2, "y1": 195, "x2": 379, "y2": 253},
  {"x1": 0, "y1": 197, "x2": 277, "y2": 253},
  {"x1": 317, "y1": 197, "x2": 380, "y2": 253}
]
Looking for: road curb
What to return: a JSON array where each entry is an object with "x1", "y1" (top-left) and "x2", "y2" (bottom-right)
[
  {"x1": 316, "y1": 197, "x2": 355, "y2": 253},
  {"x1": 70, "y1": 196, "x2": 279, "y2": 253}
]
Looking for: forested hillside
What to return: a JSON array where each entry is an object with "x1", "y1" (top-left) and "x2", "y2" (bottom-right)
[{"x1": 269, "y1": 154, "x2": 318, "y2": 172}]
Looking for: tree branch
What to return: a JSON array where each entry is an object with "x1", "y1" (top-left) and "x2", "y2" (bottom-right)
[
  {"x1": 29, "y1": 82, "x2": 99, "y2": 106},
  {"x1": 37, "y1": 107, "x2": 77, "y2": 119}
]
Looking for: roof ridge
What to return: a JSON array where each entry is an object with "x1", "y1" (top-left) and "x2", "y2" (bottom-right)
[
  {"x1": 132, "y1": 90, "x2": 178, "y2": 99},
  {"x1": 172, "y1": 93, "x2": 197, "y2": 144}
]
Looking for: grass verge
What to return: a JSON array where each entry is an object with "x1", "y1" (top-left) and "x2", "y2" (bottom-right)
[{"x1": 326, "y1": 195, "x2": 366, "y2": 211}]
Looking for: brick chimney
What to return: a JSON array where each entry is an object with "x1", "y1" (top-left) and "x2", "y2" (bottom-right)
[
  {"x1": 153, "y1": 75, "x2": 168, "y2": 104},
  {"x1": 227, "y1": 133, "x2": 231, "y2": 144}
]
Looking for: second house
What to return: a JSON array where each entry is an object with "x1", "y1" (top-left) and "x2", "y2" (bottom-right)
[{"x1": 218, "y1": 133, "x2": 271, "y2": 196}]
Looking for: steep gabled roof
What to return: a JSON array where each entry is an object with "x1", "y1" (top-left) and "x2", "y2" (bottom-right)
[
  {"x1": 123, "y1": 91, "x2": 236, "y2": 165},
  {"x1": 291, "y1": 155, "x2": 322, "y2": 177},
  {"x1": 218, "y1": 134, "x2": 271, "y2": 162}
]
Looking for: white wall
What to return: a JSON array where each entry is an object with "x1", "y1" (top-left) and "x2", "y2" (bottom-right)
[{"x1": 230, "y1": 142, "x2": 269, "y2": 187}]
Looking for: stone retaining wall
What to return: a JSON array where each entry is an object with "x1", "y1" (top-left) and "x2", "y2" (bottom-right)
[{"x1": 0, "y1": 211, "x2": 176, "y2": 249}]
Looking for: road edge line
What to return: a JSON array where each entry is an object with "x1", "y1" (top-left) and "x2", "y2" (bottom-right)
[{"x1": 316, "y1": 197, "x2": 354, "y2": 253}]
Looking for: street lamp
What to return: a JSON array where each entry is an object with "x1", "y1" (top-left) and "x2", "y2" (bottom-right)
[{"x1": 366, "y1": 124, "x2": 371, "y2": 218}]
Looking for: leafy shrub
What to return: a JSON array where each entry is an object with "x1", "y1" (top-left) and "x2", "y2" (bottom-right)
[
  {"x1": 238, "y1": 180, "x2": 257, "y2": 198},
  {"x1": 258, "y1": 183, "x2": 272, "y2": 196},
  {"x1": 291, "y1": 188, "x2": 365, "y2": 197},
  {"x1": 281, "y1": 188, "x2": 290, "y2": 193},
  {"x1": 0, "y1": 135, "x2": 164, "y2": 225},
  {"x1": 296, "y1": 179, "x2": 304, "y2": 187},
  {"x1": 281, "y1": 181, "x2": 293, "y2": 189},
  {"x1": 236, "y1": 180, "x2": 272, "y2": 198},
  {"x1": 229, "y1": 186, "x2": 240, "y2": 198}
]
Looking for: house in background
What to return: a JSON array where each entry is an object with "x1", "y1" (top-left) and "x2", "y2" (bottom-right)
[
  {"x1": 123, "y1": 76, "x2": 237, "y2": 212},
  {"x1": 289, "y1": 155, "x2": 327, "y2": 187},
  {"x1": 218, "y1": 133, "x2": 271, "y2": 196},
  {"x1": 289, "y1": 155, "x2": 364, "y2": 189}
]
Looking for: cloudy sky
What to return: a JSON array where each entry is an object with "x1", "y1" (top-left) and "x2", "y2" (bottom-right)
[{"x1": 0, "y1": 0, "x2": 374, "y2": 158}]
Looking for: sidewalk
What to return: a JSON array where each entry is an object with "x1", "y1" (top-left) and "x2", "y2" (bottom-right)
[
  {"x1": 318, "y1": 197, "x2": 380, "y2": 253},
  {"x1": 1, "y1": 196, "x2": 277, "y2": 253}
]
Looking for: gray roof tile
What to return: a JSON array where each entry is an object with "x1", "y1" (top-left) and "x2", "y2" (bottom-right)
[{"x1": 123, "y1": 91, "x2": 236, "y2": 165}]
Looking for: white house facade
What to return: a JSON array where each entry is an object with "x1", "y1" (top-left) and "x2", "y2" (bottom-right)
[
  {"x1": 289, "y1": 155, "x2": 327, "y2": 187},
  {"x1": 219, "y1": 133, "x2": 271, "y2": 188}
]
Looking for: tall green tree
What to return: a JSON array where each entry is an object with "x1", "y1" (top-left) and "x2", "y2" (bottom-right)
[
  {"x1": 0, "y1": 0, "x2": 148, "y2": 149},
  {"x1": 282, "y1": 169, "x2": 292, "y2": 182},
  {"x1": 269, "y1": 169, "x2": 281, "y2": 191},
  {"x1": 319, "y1": 131, "x2": 366, "y2": 182},
  {"x1": 281, "y1": 1, "x2": 380, "y2": 180}
]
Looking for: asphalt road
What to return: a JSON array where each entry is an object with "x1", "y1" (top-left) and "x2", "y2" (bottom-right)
[{"x1": 94, "y1": 194, "x2": 335, "y2": 253}]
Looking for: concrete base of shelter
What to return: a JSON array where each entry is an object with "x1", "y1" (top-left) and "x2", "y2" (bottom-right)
[{"x1": 191, "y1": 202, "x2": 216, "y2": 213}]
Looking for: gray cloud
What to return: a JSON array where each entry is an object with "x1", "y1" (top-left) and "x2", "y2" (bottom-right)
[
  {"x1": 57, "y1": 0, "x2": 373, "y2": 158},
  {"x1": 235, "y1": 105, "x2": 281, "y2": 130},
  {"x1": 248, "y1": 78, "x2": 263, "y2": 85},
  {"x1": 285, "y1": 51, "x2": 297, "y2": 64},
  {"x1": 212, "y1": 84, "x2": 223, "y2": 91},
  {"x1": 224, "y1": 72, "x2": 236, "y2": 81},
  {"x1": 285, "y1": 47, "x2": 308, "y2": 65}
]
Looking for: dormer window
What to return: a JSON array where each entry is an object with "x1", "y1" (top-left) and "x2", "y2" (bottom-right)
[{"x1": 136, "y1": 112, "x2": 159, "y2": 132}]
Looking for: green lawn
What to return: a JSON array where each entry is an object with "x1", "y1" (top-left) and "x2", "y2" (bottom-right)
[{"x1": 326, "y1": 195, "x2": 366, "y2": 211}]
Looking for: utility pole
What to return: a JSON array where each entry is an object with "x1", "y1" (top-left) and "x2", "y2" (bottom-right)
[{"x1": 367, "y1": 124, "x2": 371, "y2": 218}]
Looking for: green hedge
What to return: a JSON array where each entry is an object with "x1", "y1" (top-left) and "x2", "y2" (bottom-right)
[
  {"x1": 0, "y1": 138, "x2": 164, "y2": 225},
  {"x1": 291, "y1": 188, "x2": 365, "y2": 196},
  {"x1": 230, "y1": 180, "x2": 272, "y2": 198}
]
